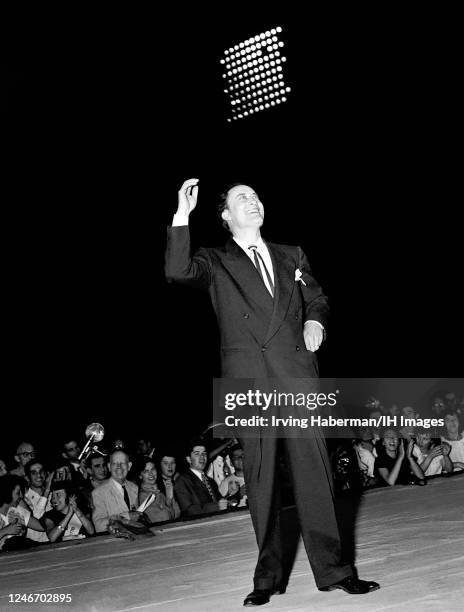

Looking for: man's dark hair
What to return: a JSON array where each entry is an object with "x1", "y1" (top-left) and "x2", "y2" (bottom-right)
[
  {"x1": 0, "y1": 475, "x2": 25, "y2": 506},
  {"x1": 185, "y1": 437, "x2": 208, "y2": 457},
  {"x1": 86, "y1": 453, "x2": 107, "y2": 469}
]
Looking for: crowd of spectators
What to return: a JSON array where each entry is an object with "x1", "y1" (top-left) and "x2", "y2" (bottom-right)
[{"x1": 1, "y1": 390, "x2": 463, "y2": 552}]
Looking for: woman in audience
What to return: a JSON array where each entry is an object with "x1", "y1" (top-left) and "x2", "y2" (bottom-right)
[
  {"x1": 413, "y1": 431, "x2": 453, "y2": 476},
  {"x1": 375, "y1": 429, "x2": 425, "y2": 486},
  {"x1": 441, "y1": 411, "x2": 464, "y2": 471},
  {"x1": 136, "y1": 458, "x2": 179, "y2": 523},
  {"x1": 41, "y1": 481, "x2": 94, "y2": 543}
]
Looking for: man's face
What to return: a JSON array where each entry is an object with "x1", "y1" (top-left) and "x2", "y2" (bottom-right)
[
  {"x1": 402, "y1": 406, "x2": 416, "y2": 420},
  {"x1": 51, "y1": 489, "x2": 67, "y2": 512},
  {"x1": 28, "y1": 462, "x2": 45, "y2": 488},
  {"x1": 16, "y1": 443, "x2": 35, "y2": 467},
  {"x1": 89, "y1": 457, "x2": 108, "y2": 482},
  {"x1": 231, "y1": 449, "x2": 244, "y2": 471},
  {"x1": 109, "y1": 451, "x2": 131, "y2": 483},
  {"x1": 63, "y1": 441, "x2": 80, "y2": 460},
  {"x1": 432, "y1": 397, "x2": 445, "y2": 415},
  {"x1": 416, "y1": 432, "x2": 431, "y2": 448},
  {"x1": 187, "y1": 446, "x2": 207, "y2": 472},
  {"x1": 0, "y1": 460, "x2": 7, "y2": 477},
  {"x1": 160, "y1": 457, "x2": 176, "y2": 478},
  {"x1": 137, "y1": 440, "x2": 151, "y2": 455},
  {"x1": 445, "y1": 414, "x2": 459, "y2": 435},
  {"x1": 222, "y1": 185, "x2": 264, "y2": 233}
]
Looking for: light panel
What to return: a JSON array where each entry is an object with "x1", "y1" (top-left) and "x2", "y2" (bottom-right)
[{"x1": 220, "y1": 26, "x2": 291, "y2": 122}]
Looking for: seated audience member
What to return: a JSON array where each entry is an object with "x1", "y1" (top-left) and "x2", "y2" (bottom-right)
[
  {"x1": 367, "y1": 410, "x2": 382, "y2": 448},
  {"x1": 353, "y1": 428, "x2": 378, "y2": 484},
  {"x1": 61, "y1": 438, "x2": 88, "y2": 484},
  {"x1": 92, "y1": 450, "x2": 139, "y2": 533},
  {"x1": 441, "y1": 411, "x2": 464, "y2": 471},
  {"x1": 202, "y1": 423, "x2": 236, "y2": 487},
  {"x1": 135, "y1": 458, "x2": 179, "y2": 523},
  {"x1": 375, "y1": 429, "x2": 425, "y2": 486},
  {"x1": 399, "y1": 406, "x2": 418, "y2": 441},
  {"x1": 430, "y1": 393, "x2": 446, "y2": 418},
  {"x1": 0, "y1": 459, "x2": 7, "y2": 478},
  {"x1": 219, "y1": 446, "x2": 247, "y2": 507},
  {"x1": 413, "y1": 432, "x2": 453, "y2": 476},
  {"x1": 24, "y1": 458, "x2": 53, "y2": 543},
  {"x1": 10, "y1": 442, "x2": 36, "y2": 479},
  {"x1": 41, "y1": 481, "x2": 94, "y2": 543},
  {"x1": 157, "y1": 453, "x2": 181, "y2": 519},
  {"x1": 444, "y1": 391, "x2": 458, "y2": 412},
  {"x1": 86, "y1": 454, "x2": 109, "y2": 489},
  {"x1": 0, "y1": 475, "x2": 45, "y2": 551},
  {"x1": 175, "y1": 439, "x2": 228, "y2": 517},
  {"x1": 135, "y1": 437, "x2": 155, "y2": 460},
  {"x1": 79, "y1": 453, "x2": 109, "y2": 512}
]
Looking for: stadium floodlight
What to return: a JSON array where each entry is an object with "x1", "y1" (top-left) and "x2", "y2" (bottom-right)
[{"x1": 220, "y1": 26, "x2": 290, "y2": 121}]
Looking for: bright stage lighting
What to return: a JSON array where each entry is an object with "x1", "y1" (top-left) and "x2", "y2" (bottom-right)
[{"x1": 220, "y1": 26, "x2": 290, "y2": 121}]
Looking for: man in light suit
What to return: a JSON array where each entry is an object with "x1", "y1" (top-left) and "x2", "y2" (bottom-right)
[
  {"x1": 165, "y1": 179, "x2": 379, "y2": 606},
  {"x1": 92, "y1": 450, "x2": 139, "y2": 533}
]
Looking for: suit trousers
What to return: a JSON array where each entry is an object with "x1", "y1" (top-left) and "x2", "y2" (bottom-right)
[{"x1": 240, "y1": 432, "x2": 353, "y2": 590}]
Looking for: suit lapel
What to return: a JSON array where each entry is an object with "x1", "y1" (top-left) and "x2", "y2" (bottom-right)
[
  {"x1": 264, "y1": 243, "x2": 296, "y2": 344},
  {"x1": 221, "y1": 238, "x2": 274, "y2": 312}
]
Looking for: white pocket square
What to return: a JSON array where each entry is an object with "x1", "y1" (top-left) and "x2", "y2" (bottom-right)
[{"x1": 295, "y1": 268, "x2": 307, "y2": 286}]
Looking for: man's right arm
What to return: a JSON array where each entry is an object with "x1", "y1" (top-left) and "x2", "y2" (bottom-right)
[{"x1": 165, "y1": 178, "x2": 212, "y2": 289}]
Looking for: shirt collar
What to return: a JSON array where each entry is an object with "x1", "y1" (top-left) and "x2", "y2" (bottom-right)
[
  {"x1": 233, "y1": 235, "x2": 266, "y2": 255},
  {"x1": 111, "y1": 478, "x2": 126, "y2": 492}
]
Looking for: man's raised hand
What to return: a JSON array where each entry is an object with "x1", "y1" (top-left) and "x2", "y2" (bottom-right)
[{"x1": 177, "y1": 178, "x2": 199, "y2": 216}]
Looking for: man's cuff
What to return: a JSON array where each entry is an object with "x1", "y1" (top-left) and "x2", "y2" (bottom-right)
[
  {"x1": 304, "y1": 320, "x2": 324, "y2": 331},
  {"x1": 172, "y1": 213, "x2": 189, "y2": 227}
]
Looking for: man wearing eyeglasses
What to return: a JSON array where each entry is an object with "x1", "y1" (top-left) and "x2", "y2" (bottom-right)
[{"x1": 10, "y1": 442, "x2": 36, "y2": 479}]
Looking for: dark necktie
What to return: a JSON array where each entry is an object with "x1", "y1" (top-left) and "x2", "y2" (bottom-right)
[
  {"x1": 248, "y1": 245, "x2": 274, "y2": 297},
  {"x1": 122, "y1": 483, "x2": 131, "y2": 510},
  {"x1": 201, "y1": 472, "x2": 216, "y2": 501}
]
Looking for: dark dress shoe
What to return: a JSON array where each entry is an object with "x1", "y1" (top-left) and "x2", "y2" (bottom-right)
[
  {"x1": 319, "y1": 576, "x2": 380, "y2": 594},
  {"x1": 243, "y1": 589, "x2": 272, "y2": 606}
]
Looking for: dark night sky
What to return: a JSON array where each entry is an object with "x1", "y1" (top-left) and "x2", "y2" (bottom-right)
[{"x1": 3, "y1": 15, "x2": 462, "y2": 458}]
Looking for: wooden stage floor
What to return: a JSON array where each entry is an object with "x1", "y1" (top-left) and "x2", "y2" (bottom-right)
[{"x1": 1, "y1": 473, "x2": 463, "y2": 611}]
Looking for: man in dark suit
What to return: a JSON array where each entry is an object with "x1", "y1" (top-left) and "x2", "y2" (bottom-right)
[
  {"x1": 165, "y1": 178, "x2": 379, "y2": 605},
  {"x1": 174, "y1": 440, "x2": 227, "y2": 517}
]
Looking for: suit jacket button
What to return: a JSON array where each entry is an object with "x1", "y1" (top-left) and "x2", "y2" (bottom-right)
[
  {"x1": 296, "y1": 345, "x2": 300, "y2": 351},
  {"x1": 261, "y1": 346, "x2": 266, "y2": 352},
  {"x1": 243, "y1": 313, "x2": 249, "y2": 319}
]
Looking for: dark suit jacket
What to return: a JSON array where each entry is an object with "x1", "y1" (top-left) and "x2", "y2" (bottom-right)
[
  {"x1": 165, "y1": 226, "x2": 329, "y2": 378},
  {"x1": 174, "y1": 469, "x2": 220, "y2": 517}
]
